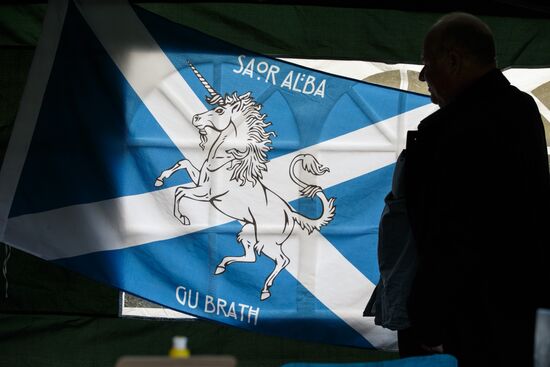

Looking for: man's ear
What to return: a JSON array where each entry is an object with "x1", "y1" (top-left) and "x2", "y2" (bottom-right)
[{"x1": 447, "y1": 49, "x2": 462, "y2": 76}]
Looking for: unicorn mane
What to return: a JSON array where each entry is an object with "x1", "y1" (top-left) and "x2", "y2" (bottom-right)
[{"x1": 222, "y1": 92, "x2": 275, "y2": 186}]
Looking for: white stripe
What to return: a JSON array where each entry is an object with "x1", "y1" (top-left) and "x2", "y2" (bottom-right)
[
  {"x1": 5, "y1": 103, "x2": 435, "y2": 259},
  {"x1": 283, "y1": 232, "x2": 397, "y2": 349},
  {"x1": 75, "y1": 0, "x2": 206, "y2": 163},
  {"x1": 280, "y1": 58, "x2": 423, "y2": 81},
  {"x1": 0, "y1": 0, "x2": 69, "y2": 238},
  {"x1": 121, "y1": 306, "x2": 195, "y2": 319},
  {"x1": 120, "y1": 292, "x2": 195, "y2": 319},
  {"x1": 503, "y1": 68, "x2": 550, "y2": 93},
  {"x1": 399, "y1": 69, "x2": 409, "y2": 91}
]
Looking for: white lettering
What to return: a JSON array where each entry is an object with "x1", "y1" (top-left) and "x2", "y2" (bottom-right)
[
  {"x1": 238, "y1": 303, "x2": 249, "y2": 322},
  {"x1": 256, "y1": 61, "x2": 269, "y2": 74},
  {"x1": 248, "y1": 306, "x2": 260, "y2": 326},
  {"x1": 292, "y1": 72, "x2": 302, "y2": 92},
  {"x1": 217, "y1": 298, "x2": 228, "y2": 316},
  {"x1": 280, "y1": 71, "x2": 294, "y2": 90},
  {"x1": 243, "y1": 58, "x2": 255, "y2": 78},
  {"x1": 233, "y1": 56, "x2": 325, "y2": 98},
  {"x1": 266, "y1": 64, "x2": 279, "y2": 84},
  {"x1": 187, "y1": 289, "x2": 199, "y2": 309},
  {"x1": 175, "y1": 286, "x2": 187, "y2": 306},
  {"x1": 302, "y1": 75, "x2": 316, "y2": 95},
  {"x1": 233, "y1": 55, "x2": 245, "y2": 74},
  {"x1": 175, "y1": 286, "x2": 260, "y2": 325},
  {"x1": 314, "y1": 79, "x2": 326, "y2": 98},
  {"x1": 227, "y1": 302, "x2": 238, "y2": 320},
  {"x1": 204, "y1": 295, "x2": 215, "y2": 313}
]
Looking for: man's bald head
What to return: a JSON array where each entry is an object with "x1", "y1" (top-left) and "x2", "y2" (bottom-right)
[
  {"x1": 426, "y1": 13, "x2": 496, "y2": 68},
  {"x1": 419, "y1": 13, "x2": 497, "y2": 106}
]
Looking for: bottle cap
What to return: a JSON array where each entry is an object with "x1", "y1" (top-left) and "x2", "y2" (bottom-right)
[{"x1": 172, "y1": 336, "x2": 188, "y2": 350}]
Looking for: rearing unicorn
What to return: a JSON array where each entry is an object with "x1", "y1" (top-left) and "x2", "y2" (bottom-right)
[{"x1": 155, "y1": 61, "x2": 336, "y2": 300}]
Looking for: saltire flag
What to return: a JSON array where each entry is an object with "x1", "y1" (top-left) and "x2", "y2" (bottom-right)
[{"x1": 0, "y1": 0, "x2": 435, "y2": 349}]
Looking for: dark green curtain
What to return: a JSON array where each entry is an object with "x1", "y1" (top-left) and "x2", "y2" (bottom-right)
[{"x1": 2, "y1": 4, "x2": 550, "y2": 64}]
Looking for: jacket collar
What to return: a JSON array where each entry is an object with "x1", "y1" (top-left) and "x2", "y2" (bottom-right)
[{"x1": 418, "y1": 68, "x2": 510, "y2": 131}]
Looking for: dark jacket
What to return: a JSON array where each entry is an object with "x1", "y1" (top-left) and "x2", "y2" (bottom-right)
[
  {"x1": 364, "y1": 150, "x2": 417, "y2": 331},
  {"x1": 404, "y1": 69, "x2": 550, "y2": 361}
]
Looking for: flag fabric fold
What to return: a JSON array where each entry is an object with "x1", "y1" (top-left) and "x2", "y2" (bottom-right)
[{"x1": 0, "y1": 0, "x2": 433, "y2": 349}]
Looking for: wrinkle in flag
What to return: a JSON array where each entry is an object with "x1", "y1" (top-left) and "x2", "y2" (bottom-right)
[{"x1": 0, "y1": 0, "x2": 432, "y2": 349}]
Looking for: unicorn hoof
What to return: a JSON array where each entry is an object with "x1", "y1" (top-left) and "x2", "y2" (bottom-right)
[
  {"x1": 177, "y1": 215, "x2": 190, "y2": 225},
  {"x1": 154, "y1": 178, "x2": 164, "y2": 187},
  {"x1": 214, "y1": 266, "x2": 226, "y2": 275},
  {"x1": 260, "y1": 290, "x2": 271, "y2": 301}
]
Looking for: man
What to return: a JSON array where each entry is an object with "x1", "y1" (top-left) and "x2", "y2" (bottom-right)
[{"x1": 405, "y1": 13, "x2": 550, "y2": 366}]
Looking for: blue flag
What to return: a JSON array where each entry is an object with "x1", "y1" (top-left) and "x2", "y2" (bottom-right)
[{"x1": 0, "y1": 0, "x2": 433, "y2": 349}]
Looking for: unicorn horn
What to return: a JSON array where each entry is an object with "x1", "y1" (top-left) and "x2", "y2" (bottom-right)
[{"x1": 187, "y1": 60, "x2": 223, "y2": 105}]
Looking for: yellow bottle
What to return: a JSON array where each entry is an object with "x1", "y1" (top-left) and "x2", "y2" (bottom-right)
[{"x1": 169, "y1": 336, "x2": 190, "y2": 358}]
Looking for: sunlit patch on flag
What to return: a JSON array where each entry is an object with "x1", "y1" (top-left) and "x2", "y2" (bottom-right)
[{"x1": 0, "y1": 0, "x2": 435, "y2": 349}]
